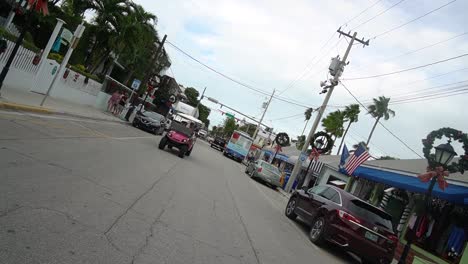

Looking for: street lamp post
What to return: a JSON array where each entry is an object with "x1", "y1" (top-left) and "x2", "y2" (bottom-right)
[{"x1": 398, "y1": 141, "x2": 457, "y2": 264}]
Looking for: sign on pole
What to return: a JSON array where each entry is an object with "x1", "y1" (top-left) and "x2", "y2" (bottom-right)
[{"x1": 131, "y1": 79, "x2": 141, "y2": 90}]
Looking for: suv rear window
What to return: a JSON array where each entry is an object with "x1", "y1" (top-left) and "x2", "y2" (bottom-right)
[
  {"x1": 260, "y1": 162, "x2": 280, "y2": 174},
  {"x1": 348, "y1": 199, "x2": 393, "y2": 230}
]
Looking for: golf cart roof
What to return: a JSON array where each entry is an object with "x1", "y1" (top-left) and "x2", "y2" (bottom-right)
[{"x1": 176, "y1": 113, "x2": 204, "y2": 125}]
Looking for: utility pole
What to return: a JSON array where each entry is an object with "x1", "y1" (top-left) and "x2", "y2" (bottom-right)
[
  {"x1": 252, "y1": 89, "x2": 275, "y2": 140},
  {"x1": 196, "y1": 87, "x2": 206, "y2": 109},
  {"x1": 285, "y1": 29, "x2": 369, "y2": 192},
  {"x1": 137, "y1": 34, "x2": 167, "y2": 113}
]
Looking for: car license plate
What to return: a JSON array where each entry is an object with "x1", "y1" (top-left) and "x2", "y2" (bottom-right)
[{"x1": 365, "y1": 231, "x2": 379, "y2": 242}]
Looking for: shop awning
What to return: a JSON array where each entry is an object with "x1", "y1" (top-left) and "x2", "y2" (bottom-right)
[{"x1": 354, "y1": 166, "x2": 468, "y2": 205}]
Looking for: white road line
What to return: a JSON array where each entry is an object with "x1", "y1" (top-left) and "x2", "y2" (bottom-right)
[
  {"x1": 0, "y1": 110, "x2": 122, "y2": 125},
  {"x1": 112, "y1": 136, "x2": 155, "y2": 140}
]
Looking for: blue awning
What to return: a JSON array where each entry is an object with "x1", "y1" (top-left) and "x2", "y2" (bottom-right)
[{"x1": 353, "y1": 166, "x2": 468, "y2": 205}]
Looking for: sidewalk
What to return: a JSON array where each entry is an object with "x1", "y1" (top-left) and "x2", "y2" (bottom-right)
[{"x1": 0, "y1": 88, "x2": 124, "y2": 123}]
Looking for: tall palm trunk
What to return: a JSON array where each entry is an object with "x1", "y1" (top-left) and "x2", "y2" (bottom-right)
[
  {"x1": 366, "y1": 117, "x2": 380, "y2": 146},
  {"x1": 336, "y1": 121, "x2": 352, "y2": 155}
]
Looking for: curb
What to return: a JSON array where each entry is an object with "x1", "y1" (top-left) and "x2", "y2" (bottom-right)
[
  {"x1": 0, "y1": 102, "x2": 53, "y2": 114},
  {"x1": 278, "y1": 188, "x2": 291, "y2": 199},
  {"x1": 54, "y1": 111, "x2": 127, "y2": 124}
]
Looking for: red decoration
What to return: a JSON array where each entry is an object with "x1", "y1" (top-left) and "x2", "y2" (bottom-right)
[
  {"x1": 309, "y1": 148, "x2": 320, "y2": 161},
  {"x1": 232, "y1": 132, "x2": 240, "y2": 140},
  {"x1": 418, "y1": 166, "x2": 449, "y2": 191},
  {"x1": 274, "y1": 144, "x2": 282, "y2": 153},
  {"x1": 28, "y1": 0, "x2": 49, "y2": 15}
]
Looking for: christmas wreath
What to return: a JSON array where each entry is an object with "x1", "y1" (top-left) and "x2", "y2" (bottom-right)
[
  {"x1": 311, "y1": 131, "x2": 334, "y2": 154},
  {"x1": 275, "y1": 132, "x2": 290, "y2": 147},
  {"x1": 422, "y1": 127, "x2": 468, "y2": 174}
]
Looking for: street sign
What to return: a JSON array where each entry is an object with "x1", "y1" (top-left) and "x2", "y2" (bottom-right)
[
  {"x1": 300, "y1": 152, "x2": 307, "y2": 162},
  {"x1": 131, "y1": 79, "x2": 141, "y2": 90},
  {"x1": 225, "y1": 113, "x2": 235, "y2": 119}
]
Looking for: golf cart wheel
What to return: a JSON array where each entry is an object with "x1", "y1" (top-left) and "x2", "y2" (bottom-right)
[
  {"x1": 158, "y1": 137, "x2": 167, "y2": 150},
  {"x1": 178, "y1": 146, "x2": 188, "y2": 158},
  {"x1": 186, "y1": 147, "x2": 192, "y2": 156},
  {"x1": 168, "y1": 145, "x2": 173, "y2": 149}
]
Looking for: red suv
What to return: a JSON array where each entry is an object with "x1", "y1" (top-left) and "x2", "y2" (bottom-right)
[{"x1": 285, "y1": 185, "x2": 397, "y2": 264}]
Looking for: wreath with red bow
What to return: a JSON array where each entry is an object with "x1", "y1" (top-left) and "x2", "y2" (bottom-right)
[
  {"x1": 422, "y1": 127, "x2": 468, "y2": 174},
  {"x1": 275, "y1": 132, "x2": 290, "y2": 147},
  {"x1": 311, "y1": 131, "x2": 334, "y2": 154}
]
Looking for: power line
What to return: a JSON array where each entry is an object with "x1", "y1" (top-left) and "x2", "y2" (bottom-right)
[
  {"x1": 279, "y1": 0, "x2": 385, "y2": 96},
  {"x1": 343, "y1": 0, "x2": 384, "y2": 26},
  {"x1": 353, "y1": 80, "x2": 468, "y2": 105},
  {"x1": 390, "y1": 89, "x2": 468, "y2": 105},
  {"x1": 340, "y1": 81, "x2": 424, "y2": 159},
  {"x1": 167, "y1": 41, "x2": 326, "y2": 109},
  {"x1": 351, "y1": 0, "x2": 407, "y2": 30},
  {"x1": 343, "y1": 53, "x2": 468, "y2": 81},
  {"x1": 166, "y1": 41, "x2": 271, "y2": 96},
  {"x1": 270, "y1": 112, "x2": 305, "y2": 121},
  {"x1": 390, "y1": 85, "x2": 468, "y2": 104},
  {"x1": 372, "y1": 0, "x2": 457, "y2": 39},
  {"x1": 349, "y1": 31, "x2": 468, "y2": 74}
]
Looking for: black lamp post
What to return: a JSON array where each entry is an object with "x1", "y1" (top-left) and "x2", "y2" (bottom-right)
[{"x1": 398, "y1": 140, "x2": 456, "y2": 264}]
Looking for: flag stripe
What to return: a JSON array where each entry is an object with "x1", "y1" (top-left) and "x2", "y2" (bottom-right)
[{"x1": 344, "y1": 145, "x2": 370, "y2": 175}]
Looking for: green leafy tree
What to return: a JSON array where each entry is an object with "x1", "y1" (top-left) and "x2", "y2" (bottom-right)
[
  {"x1": 238, "y1": 123, "x2": 256, "y2": 137},
  {"x1": 321, "y1": 110, "x2": 345, "y2": 139},
  {"x1": 366, "y1": 96, "x2": 395, "y2": 145},
  {"x1": 198, "y1": 104, "x2": 211, "y2": 127},
  {"x1": 223, "y1": 118, "x2": 236, "y2": 137},
  {"x1": 336, "y1": 104, "x2": 360, "y2": 154},
  {"x1": 184, "y1": 87, "x2": 199, "y2": 106},
  {"x1": 296, "y1": 135, "x2": 306, "y2": 150}
]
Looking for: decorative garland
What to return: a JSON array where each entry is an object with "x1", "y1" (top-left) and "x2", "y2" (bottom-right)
[
  {"x1": 422, "y1": 127, "x2": 468, "y2": 174},
  {"x1": 311, "y1": 131, "x2": 334, "y2": 154},
  {"x1": 275, "y1": 132, "x2": 290, "y2": 147}
]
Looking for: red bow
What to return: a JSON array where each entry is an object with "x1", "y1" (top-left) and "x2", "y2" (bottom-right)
[
  {"x1": 309, "y1": 148, "x2": 320, "y2": 161},
  {"x1": 418, "y1": 166, "x2": 449, "y2": 191},
  {"x1": 28, "y1": 0, "x2": 49, "y2": 15},
  {"x1": 274, "y1": 144, "x2": 282, "y2": 152}
]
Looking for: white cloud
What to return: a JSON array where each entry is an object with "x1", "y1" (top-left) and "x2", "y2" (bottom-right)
[{"x1": 136, "y1": 0, "x2": 468, "y2": 158}]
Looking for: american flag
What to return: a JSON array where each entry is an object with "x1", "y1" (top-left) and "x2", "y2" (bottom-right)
[{"x1": 345, "y1": 145, "x2": 370, "y2": 175}]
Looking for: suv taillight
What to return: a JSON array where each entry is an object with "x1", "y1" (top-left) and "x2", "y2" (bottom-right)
[
  {"x1": 387, "y1": 234, "x2": 398, "y2": 244},
  {"x1": 337, "y1": 210, "x2": 361, "y2": 224},
  {"x1": 257, "y1": 167, "x2": 262, "y2": 173}
]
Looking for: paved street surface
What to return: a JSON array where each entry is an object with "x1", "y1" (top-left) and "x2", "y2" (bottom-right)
[{"x1": 0, "y1": 110, "x2": 359, "y2": 264}]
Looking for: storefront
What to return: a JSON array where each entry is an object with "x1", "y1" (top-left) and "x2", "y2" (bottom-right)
[{"x1": 346, "y1": 165, "x2": 468, "y2": 264}]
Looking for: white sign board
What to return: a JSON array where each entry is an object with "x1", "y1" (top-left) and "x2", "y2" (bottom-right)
[{"x1": 131, "y1": 79, "x2": 141, "y2": 90}]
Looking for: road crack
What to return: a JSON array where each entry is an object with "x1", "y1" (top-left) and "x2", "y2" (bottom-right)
[
  {"x1": 129, "y1": 190, "x2": 177, "y2": 264},
  {"x1": 104, "y1": 161, "x2": 179, "y2": 235}
]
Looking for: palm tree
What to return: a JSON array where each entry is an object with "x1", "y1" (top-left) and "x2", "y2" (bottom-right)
[
  {"x1": 336, "y1": 104, "x2": 360, "y2": 154},
  {"x1": 321, "y1": 110, "x2": 346, "y2": 152},
  {"x1": 301, "y1": 108, "x2": 313, "y2": 136},
  {"x1": 366, "y1": 96, "x2": 395, "y2": 145}
]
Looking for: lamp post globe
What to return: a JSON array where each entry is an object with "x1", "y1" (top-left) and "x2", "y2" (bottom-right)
[{"x1": 434, "y1": 142, "x2": 457, "y2": 167}]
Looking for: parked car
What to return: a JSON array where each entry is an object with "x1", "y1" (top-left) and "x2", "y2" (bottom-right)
[
  {"x1": 210, "y1": 137, "x2": 227, "y2": 151},
  {"x1": 245, "y1": 160, "x2": 282, "y2": 189},
  {"x1": 285, "y1": 185, "x2": 397, "y2": 264},
  {"x1": 132, "y1": 110, "x2": 166, "y2": 135},
  {"x1": 206, "y1": 136, "x2": 214, "y2": 143}
]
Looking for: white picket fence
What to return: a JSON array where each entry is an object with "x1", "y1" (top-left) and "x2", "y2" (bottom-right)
[{"x1": 0, "y1": 38, "x2": 39, "y2": 75}]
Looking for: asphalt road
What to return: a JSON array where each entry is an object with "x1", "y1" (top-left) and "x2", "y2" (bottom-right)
[{"x1": 0, "y1": 110, "x2": 360, "y2": 264}]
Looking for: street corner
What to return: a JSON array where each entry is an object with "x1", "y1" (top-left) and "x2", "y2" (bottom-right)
[{"x1": 0, "y1": 101, "x2": 54, "y2": 114}]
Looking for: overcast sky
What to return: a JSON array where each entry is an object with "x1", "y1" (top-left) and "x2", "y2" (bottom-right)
[{"x1": 135, "y1": 0, "x2": 468, "y2": 159}]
